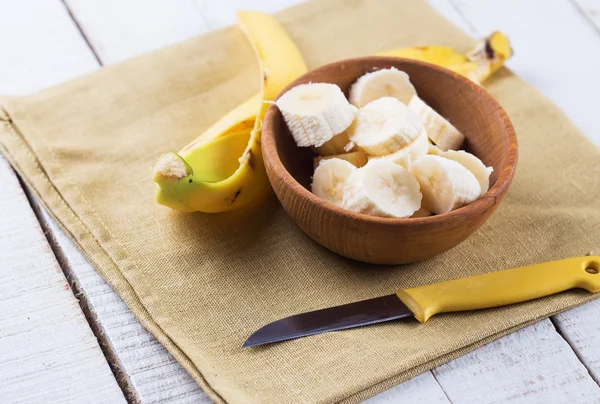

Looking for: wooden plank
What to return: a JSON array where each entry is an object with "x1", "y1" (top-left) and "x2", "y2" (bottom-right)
[
  {"x1": 444, "y1": 0, "x2": 600, "y2": 146},
  {"x1": 364, "y1": 372, "x2": 450, "y2": 403},
  {"x1": 554, "y1": 300, "x2": 600, "y2": 384},
  {"x1": 0, "y1": 157, "x2": 126, "y2": 404},
  {"x1": 191, "y1": 0, "x2": 304, "y2": 30},
  {"x1": 433, "y1": 320, "x2": 600, "y2": 404},
  {"x1": 0, "y1": 0, "x2": 98, "y2": 95},
  {"x1": 573, "y1": 0, "x2": 600, "y2": 33},
  {"x1": 39, "y1": 209, "x2": 212, "y2": 404},
  {"x1": 427, "y1": 0, "x2": 478, "y2": 37},
  {"x1": 63, "y1": 0, "x2": 211, "y2": 64},
  {"x1": 0, "y1": 0, "x2": 126, "y2": 402},
  {"x1": 0, "y1": 0, "x2": 213, "y2": 402}
]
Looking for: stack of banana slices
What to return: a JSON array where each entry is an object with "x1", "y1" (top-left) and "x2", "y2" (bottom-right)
[{"x1": 276, "y1": 67, "x2": 493, "y2": 218}]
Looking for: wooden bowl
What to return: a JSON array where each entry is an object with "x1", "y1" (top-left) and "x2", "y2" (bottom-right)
[{"x1": 261, "y1": 57, "x2": 518, "y2": 265}]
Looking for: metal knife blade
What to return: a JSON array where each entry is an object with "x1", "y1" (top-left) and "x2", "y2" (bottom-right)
[
  {"x1": 243, "y1": 256, "x2": 600, "y2": 348},
  {"x1": 243, "y1": 294, "x2": 412, "y2": 348}
]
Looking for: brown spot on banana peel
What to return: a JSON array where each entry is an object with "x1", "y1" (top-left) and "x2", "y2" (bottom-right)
[{"x1": 226, "y1": 188, "x2": 243, "y2": 205}]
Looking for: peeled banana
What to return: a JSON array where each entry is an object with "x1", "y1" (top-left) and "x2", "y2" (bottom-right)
[
  {"x1": 311, "y1": 158, "x2": 357, "y2": 206},
  {"x1": 349, "y1": 67, "x2": 416, "y2": 107},
  {"x1": 342, "y1": 159, "x2": 422, "y2": 218},
  {"x1": 276, "y1": 83, "x2": 356, "y2": 147},
  {"x1": 153, "y1": 9, "x2": 511, "y2": 213},
  {"x1": 411, "y1": 155, "x2": 481, "y2": 214},
  {"x1": 432, "y1": 149, "x2": 493, "y2": 196},
  {"x1": 312, "y1": 129, "x2": 354, "y2": 156},
  {"x1": 408, "y1": 95, "x2": 465, "y2": 151},
  {"x1": 348, "y1": 97, "x2": 423, "y2": 156},
  {"x1": 367, "y1": 127, "x2": 429, "y2": 168}
]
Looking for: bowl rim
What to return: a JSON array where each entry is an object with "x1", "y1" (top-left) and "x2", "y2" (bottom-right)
[{"x1": 261, "y1": 56, "x2": 518, "y2": 225}]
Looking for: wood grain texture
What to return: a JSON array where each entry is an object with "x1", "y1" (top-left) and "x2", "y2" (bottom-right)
[
  {"x1": 433, "y1": 320, "x2": 600, "y2": 404},
  {"x1": 445, "y1": 0, "x2": 600, "y2": 146},
  {"x1": 262, "y1": 57, "x2": 517, "y2": 264},
  {"x1": 573, "y1": 0, "x2": 600, "y2": 33},
  {"x1": 63, "y1": 0, "x2": 211, "y2": 64},
  {"x1": 0, "y1": 157, "x2": 126, "y2": 404},
  {"x1": 39, "y1": 208, "x2": 212, "y2": 404},
  {"x1": 0, "y1": 1, "x2": 125, "y2": 402},
  {"x1": 554, "y1": 300, "x2": 600, "y2": 384},
  {"x1": 0, "y1": 0, "x2": 98, "y2": 95},
  {"x1": 1, "y1": 1, "x2": 215, "y2": 402},
  {"x1": 364, "y1": 372, "x2": 451, "y2": 403},
  {"x1": 192, "y1": 0, "x2": 304, "y2": 30}
]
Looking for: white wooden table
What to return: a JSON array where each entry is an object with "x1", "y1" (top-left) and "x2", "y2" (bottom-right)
[{"x1": 1, "y1": 1, "x2": 599, "y2": 403}]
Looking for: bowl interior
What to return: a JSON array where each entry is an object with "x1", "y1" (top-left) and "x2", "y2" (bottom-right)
[{"x1": 270, "y1": 58, "x2": 513, "y2": 196}]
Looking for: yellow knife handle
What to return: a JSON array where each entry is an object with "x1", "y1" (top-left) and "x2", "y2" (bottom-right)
[{"x1": 397, "y1": 256, "x2": 600, "y2": 323}]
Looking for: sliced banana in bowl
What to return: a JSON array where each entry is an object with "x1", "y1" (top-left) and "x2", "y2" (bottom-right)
[
  {"x1": 275, "y1": 83, "x2": 356, "y2": 147},
  {"x1": 275, "y1": 70, "x2": 494, "y2": 220},
  {"x1": 349, "y1": 67, "x2": 417, "y2": 107},
  {"x1": 408, "y1": 95, "x2": 465, "y2": 151},
  {"x1": 367, "y1": 127, "x2": 429, "y2": 168},
  {"x1": 348, "y1": 97, "x2": 423, "y2": 156},
  {"x1": 411, "y1": 155, "x2": 481, "y2": 214},
  {"x1": 261, "y1": 56, "x2": 517, "y2": 264},
  {"x1": 342, "y1": 159, "x2": 422, "y2": 218},
  {"x1": 311, "y1": 158, "x2": 357, "y2": 207}
]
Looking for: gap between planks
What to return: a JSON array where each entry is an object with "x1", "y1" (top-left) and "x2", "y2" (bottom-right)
[
  {"x1": 571, "y1": 0, "x2": 600, "y2": 36},
  {"x1": 19, "y1": 181, "x2": 140, "y2": 404},
  {"x1": 59, "y1": 0, "x2": 103, "y2": 64},
  {"x1": 550, "y1": 316, "x2": 600, "y2": 386}
]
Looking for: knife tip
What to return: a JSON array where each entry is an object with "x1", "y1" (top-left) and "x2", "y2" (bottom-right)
[{"x1": 242, "y1": 337, "x2": 258, "y2": 349}]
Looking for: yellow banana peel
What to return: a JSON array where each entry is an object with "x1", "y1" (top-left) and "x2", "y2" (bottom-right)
[
  {"x1": 447, "y1": 31, "x2": 513, "y2": 84},
  {"x1": 153, "y1": 11, "x2": 307, "y2": 212},
  {"x1": 153, "y1": 12, "x2": 512, "y2": 213},
  {"x1": 376, "y1": 45, "x2": 468, "y2": 66}
]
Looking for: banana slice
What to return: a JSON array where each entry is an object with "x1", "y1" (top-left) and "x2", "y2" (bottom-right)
[
  {"x1": 411, "y1": 155, "x2": 481, "y2": 214},
  {"x1": 349, "y1": 67, "x2": 417, "y2": 107},
  {"x1": 428, "y1": 143, "x2": 444, "y2": 155},
  {"x1": 342, "y1": 159, "x2": 422, "y2": 218},
  {"x1": 408, "y1": 95, "x2": 465, "y2": 151},
  {"x1": 438, "y1": 150, "x2": 493, "y2": 196},
  {"x1": 313, "y1": 150, "x2": 368, "y2": 170},
  {"x1": 276, "y1": 83, "x2": 356, "y2": 148},
  {"x1": 312, "y1": 126, "x2": 354, "y2": 156},
  {"x1": 349, "y1": 97, "x2": 423, "y2": 156},
  {"x1": 312, "y1": 158, "x2": 357, "y2": 206},
  {"x1": 367, "y1": 127, "x2": 428, "y2": 168}
]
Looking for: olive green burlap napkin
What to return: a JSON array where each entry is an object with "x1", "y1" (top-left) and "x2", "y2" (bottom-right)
[{"x1": 1, "y1": 0, "x2": 599, "y2": 403}]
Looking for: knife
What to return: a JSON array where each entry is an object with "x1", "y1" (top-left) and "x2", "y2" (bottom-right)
[{"x1": 243, "y1": 256, "x2": 600, "y2": 348}]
